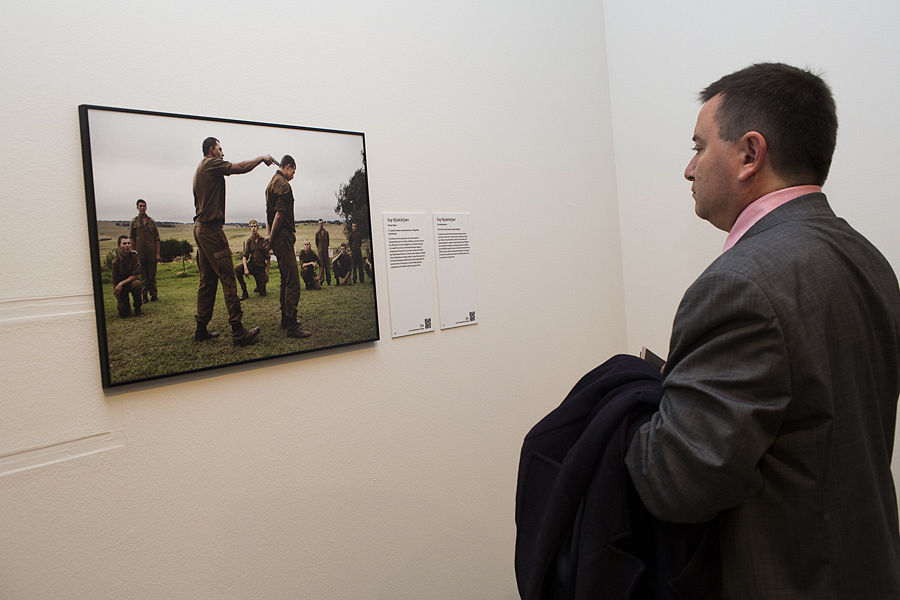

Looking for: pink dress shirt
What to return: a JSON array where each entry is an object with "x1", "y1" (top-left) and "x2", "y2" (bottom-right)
[{"x1": 723, "y1": 185, "x2": 823, "y2": 252}]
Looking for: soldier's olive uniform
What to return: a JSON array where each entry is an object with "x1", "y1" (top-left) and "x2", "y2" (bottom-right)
[
  {"x1": 333, "y1": 252, "x2": 352, "y2": 284},
  {"x1": 233, "y1": 234, "x2": 269, "y2": 297},
  {"x1": 111, "y1": 250, "x2": 144, "y2": 317},
  {"x1": 348, "y1": 228, "x2": 364, "y2": 283},
  {"x1": 129, "y1": 214, "x2": 160, "y2": 300},
  {"x1": 315, "y1": 227, "x2": 331, "y2": 284},
  {"x1": 266, "y1": 171, "x2": 301, "y2": 327},
  {"x1": 298, "y1": 247, "x2": 321, "y2": 290},
  {"x1": 192, "y1": 156, "x2": 243, "y2": 329}
]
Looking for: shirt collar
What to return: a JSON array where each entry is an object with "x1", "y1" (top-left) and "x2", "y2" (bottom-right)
[{"x1": 723, "y1": 185, "x2": 822, "y2": 252}]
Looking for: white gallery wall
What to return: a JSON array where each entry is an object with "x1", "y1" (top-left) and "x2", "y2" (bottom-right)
[
  {"x1": 604, "y1": 0, "x2": 900, "y2": 500},
  {"x1": 2, "y1": 1, "x2": 899, "y2": 598},
  {"x1": 0, "y1": 2, "x2": 622, "y2": 599}
]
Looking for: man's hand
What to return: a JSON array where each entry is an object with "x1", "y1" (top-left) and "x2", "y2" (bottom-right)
[
  {"x1": 244, "y1": 267, "x2": 250, "y2": 276},
  {"x1": 263, "y1": 154, "x2": 275, "y2": 166},
  {"x1": 263, "y1": 237, "x2": 271, "y2": 251},
  {"x1": 114, "y1": 282, "x2": 123, "y2": 298}
]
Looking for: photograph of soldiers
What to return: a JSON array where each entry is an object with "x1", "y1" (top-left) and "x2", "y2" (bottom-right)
[
  {"x1": 347, "y1": 222, "x2": 364, "y2": 283},
  {"x1": 298, "y1": 240, "x2": 322, "y2": 290},
  {"x1": 129, "y1": 198, "x2": 160, "y2": 302},
  {"x1": 332, "y1": 243, "x2": 352, "y2": 285},
  {"x1": 315, "y1": 218, "x2": 331, "y2": 285},
  {"x1": 264, "y1": 155, "x2": 312, "y2": 339},
  {"x1": 233, "y1": 219, "x2": 270, "y2": 300},
  {"x1": 83, "y1": 106, "x2": 378, "y2": 386},
  {"x1": 193, "y1": 136, "x2": 272, "y2": 346},
  {"x1": 111, "y1": 235, "x2": 144, "y2": 318}
]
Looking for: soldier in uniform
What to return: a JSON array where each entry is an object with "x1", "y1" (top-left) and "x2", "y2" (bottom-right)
[
  {"x1": 298, "y1": 240, "x2": 321, "y2": 290},
  {"x1": 315, "y1": 218, "x2": 331, "y2": 285},
  {"x1": 332, "y1": 243, "x2": 352, "y2": 285},
  {"x1": 129, "y1": 198, "x2": 160, "y2": 302},
  {"x1": 264, "y1": 155, "x2": 311, "y2": 339},
  {"x1": 111, "y1": 235, "x2": 144, "y2": 318},
  {"x1": 233, "y1": 219, "x2": 269, "y2": 299},
  {"x1": 192, "y1": 136, "x2": 271, "y2": 346},
  {"x1": 347, "y1": 222, "x2": 364, "y2": 283},
  {"x1": 365, "y1": 246, "x2": 374, "y2": 282}
]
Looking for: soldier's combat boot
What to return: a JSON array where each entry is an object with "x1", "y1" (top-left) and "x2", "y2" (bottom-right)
[
  {"x1": 285, "y1": 323, "x2": 311, "y2": 339},
  {"x1": 194, "y1": 324, "x2": 220, "y2": 342},
  {"x1": 232, "y1": 325, "x2": 261, "y2": 347}
]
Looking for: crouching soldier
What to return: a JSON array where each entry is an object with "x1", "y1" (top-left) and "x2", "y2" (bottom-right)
[
  {"x1": 332, "y1": 243, "x2": 352, "y2": 285},
  {"x1": 233, "y1": 219, "x2": 270, "y2": 299},
  {"x1": 298, "y1": 240, "x2": 321, "y2": 290},
  {"x1": 111, "y1": 235, "x2": 144, "y2": 317}
]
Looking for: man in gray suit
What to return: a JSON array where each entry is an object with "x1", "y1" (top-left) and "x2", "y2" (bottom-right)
[{"x1": 625, "y1": 63, "x2": 900, "y2": 598}]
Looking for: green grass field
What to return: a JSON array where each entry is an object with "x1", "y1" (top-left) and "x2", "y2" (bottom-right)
[{"x1": 99, "y1": 255, "x2": 378, "y2": 386}]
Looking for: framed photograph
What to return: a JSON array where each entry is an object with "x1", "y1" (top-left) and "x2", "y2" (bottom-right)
[{"x1": 79, "y1": 105, "x2": 379, "y2": 388}]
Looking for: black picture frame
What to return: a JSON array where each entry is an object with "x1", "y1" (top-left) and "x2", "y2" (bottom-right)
[{"x1": 79, "y1": 105, "x2": 379, "y2": 388}]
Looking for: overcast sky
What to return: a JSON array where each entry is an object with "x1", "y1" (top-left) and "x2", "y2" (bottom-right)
[{"x1": 85, "y1": 107, "x2": 367, "y2": 224}]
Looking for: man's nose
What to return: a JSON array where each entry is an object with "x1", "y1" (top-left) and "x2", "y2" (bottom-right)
[{"x1": 684, "y1": 157, "x2": 696, "y2": 181}]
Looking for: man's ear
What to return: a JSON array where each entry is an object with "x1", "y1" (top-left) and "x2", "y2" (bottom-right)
[{"x1": 737, "y1": 131, "x2": 767, "y2": 182}]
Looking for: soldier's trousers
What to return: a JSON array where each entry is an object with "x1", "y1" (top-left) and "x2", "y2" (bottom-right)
[
  {"x1": 233, "y1": 263, "x2": 267, "y2": 296},
  {"x1": 115, "y1": 280, "x2": 143, "y2": 317},
  {"x1": 272, "y1": 234, "x2": 300, "y2": 325},
  {"x1": 334, "y1": 260, "x2": 351, "y2": 283},
  {"x1": 351, "y1": 249, "x2": 364, "y2": 283},
  {"x1": 317, "y1": 248, "x2": 331, "y2": 284},
  {"x1": 301, "y1": 266, "x2": 321, "y2": 290},
  {"x1": 137, "y1": 249, "x2": 157, "y2": 299},
  {"x1": 194, "y1": 223, "x2": 242, "y2": 328}
]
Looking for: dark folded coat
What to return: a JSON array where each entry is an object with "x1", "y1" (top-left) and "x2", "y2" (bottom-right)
[{"x1": 515, "y1": 355, "x2": 719, "y2": 600}]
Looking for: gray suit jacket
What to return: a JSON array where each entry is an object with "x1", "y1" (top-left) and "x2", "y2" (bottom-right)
[{"x1": 626, "y1": 193, "x2": 900, "y2": 599}]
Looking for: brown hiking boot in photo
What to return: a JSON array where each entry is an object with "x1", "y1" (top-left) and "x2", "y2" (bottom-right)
[
  {"x1": 233, "y1": 326, "x2": 261, "y2": 347},
  {"x1": 286, "y1": 326, "x2": 311, "y2": 339},
  {"x1": 194, "y1": 326, "x2": 220, "y2": 342}
]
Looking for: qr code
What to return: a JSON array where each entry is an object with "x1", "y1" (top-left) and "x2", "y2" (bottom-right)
[
  {"x1": 469, "y1": 311, "x2": 476, "y2": 322},
  {"x1": 424, "y1": 318, "x2": 432, "y2": 329}
]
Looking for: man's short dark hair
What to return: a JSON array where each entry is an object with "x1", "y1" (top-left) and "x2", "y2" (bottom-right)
[
  {"x1": 136, "y1": 198, "x2": 146, "y2": 207},
  {"x1": 700, "y1": 63, "x2": 837, "y2": 186},
  {"x1": 117, "y1": 235, "x2": 130, "y2": 245},
  {"x1": 281, "y1": 155, "x2": 296, "y2": 169},
  {"x1": 202, "y1": 137, "x2": 219, "y2": 156}
]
